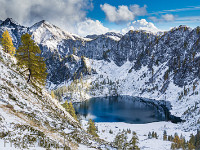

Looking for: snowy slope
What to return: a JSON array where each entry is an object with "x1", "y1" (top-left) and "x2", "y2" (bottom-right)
[
  {"x1": 81, "y1": 120, "x2": 195, "y2": 150},
  {"x1": 30, "y1": 20, "x2": 76, "y2": 49},
  {"x1": 0, "y1": 47, "x2": 112, "y2": 150}
]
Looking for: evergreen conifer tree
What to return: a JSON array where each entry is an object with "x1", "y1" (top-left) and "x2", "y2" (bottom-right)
[
  {"x1": 189, "y1": 133, "x2": 194, "y2": 144},
  {"x1": 155, "y1": 132, "x2": 158, "y2": 139},
  {"x1": 62, "y1": 101, "x2": 77, "y2": 120},
  {"x1": 114, "y1": 131, "x2": 128, "y2": 149},
  {"x1": 51, "y1": 90, "x2": 55, "y2": 99},
  {"x1": 180, "y1": 134, "x2": 186, "y2": 149},
  {"x1": 194, "y1": 130, "x2": 200, "y2": 149},
  {"x1": 16, "y1": 33, "x2": 47, "y2": 85},
  {"x1": 171, "y1": 143, "x2": 176, "y2": 150},
  {"x1": 68, "y1": 102, "x2": 77, "y2": 121},
  {"x1": 129, "y1": 132, "x2": 140, "y2": 150},
  {"x1": 148, "y1": 132, "x2": 152, "y2": 139},
  {"x1": 168, "y1": 135, "x2": 173, "y2": 141},
  {"x1": 188, "y1": 142, "x2": 195, "y2": 150},
  {"x1": 62, "y1": 101, "x2": 69, "y2": 112},
  {"x1": 1, "y1": 30, "x2": 15, "y2": 55},
  {"x1": 173, "y1": 133, "x2": 181, "y2": 149},
  {"x1": 152, "y1": 131, "x2": 155, "y2": 138},
  {"x1": 87, "y1": 119, "x2": 98, "y2": 137},
  {"x1": 163, "y1": 130, "x2": 167, "y2": 141}
]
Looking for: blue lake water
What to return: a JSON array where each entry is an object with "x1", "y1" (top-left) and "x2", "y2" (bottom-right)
[{"x1": 74, "y1": 96, "x2": 180, "y2": 124}]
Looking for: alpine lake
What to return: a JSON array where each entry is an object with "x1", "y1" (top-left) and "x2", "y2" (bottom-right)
[{"x1": 73, "y1": 96, "x2": 182, "y2": 124}]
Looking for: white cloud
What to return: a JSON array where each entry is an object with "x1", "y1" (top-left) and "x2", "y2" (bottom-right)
[
  {"x1": 150, "y1": 6, "x2": 200, "y2": 15},
  {"x1": 100, "y1": 3, "x2": 147, "y2": 23},
  {"x1": 148, "y1": 16, "x2": 159, "y2": 22},
  {"x1": 0, "y1": 0, "x2": 92, "y2": 33},
  {"x1": 121, "y1": 19, "x2": 160, "y2": 34},
  {"x1": 175, "y1": 16, "x2": 200, "y2": 23},
  {"x1": 76, "y1": 19, "x2": 109, "y2": 37},
  {"x1": 149, "y1": 14, "x2": 175, "y2": 22},
  {"x1": 130, "y1": 4, "x2": 147, "y2": 16},
  {"x1": 161, "y1": 14, "x2": 175, "y2": 21}
]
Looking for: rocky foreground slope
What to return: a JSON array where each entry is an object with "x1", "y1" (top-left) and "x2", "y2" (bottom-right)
[
  {"x1": 0, "y1": 46, "x2": 112, "y2": 149},
  {"x1": 0, "y1": 18, "x2": 200, "y2": 132}
]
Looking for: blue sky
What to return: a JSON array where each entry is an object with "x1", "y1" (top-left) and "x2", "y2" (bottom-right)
[
  {"x1": 86, "y1": 0, "x2": 200, "y2": 31},
  {"x1": 0, "y1": 0, "x2": 200, "y2": 36}
]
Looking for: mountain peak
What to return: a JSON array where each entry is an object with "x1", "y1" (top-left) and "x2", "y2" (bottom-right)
[
  {"x1": 1, "y1": 18, "x2": 20, "y2": 27},
  {"x1": 30, "y1": 20, "x2": 59, "y2": 33},
  {"x1": 40, "y1": 20, "x2": 46, "y2": 23},
  {"x1": 31, "y1": 20, "x2": 52, "y2": 28},
  {"x1": 38, "y1": 20, "x2": 51, "y2": 25},
  {"x1": 30, "y1": 20, "x2": 80, "y2": 45}
]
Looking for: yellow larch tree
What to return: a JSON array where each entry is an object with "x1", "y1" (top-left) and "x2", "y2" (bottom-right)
[
  {"x1": 16, "y1": 33, "x2": 47, "y2": 85},
  {"x1": 1, "y1": 30, "x2": 15, "y2": 56}
]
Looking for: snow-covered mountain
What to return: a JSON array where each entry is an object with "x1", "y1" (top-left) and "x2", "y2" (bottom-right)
[
  {"x1": 30, "y1": 20, "x2": 88, "y2": 50},
  {"x1": 0, "y1": 18, "x2": 200, "y2": 132}
]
